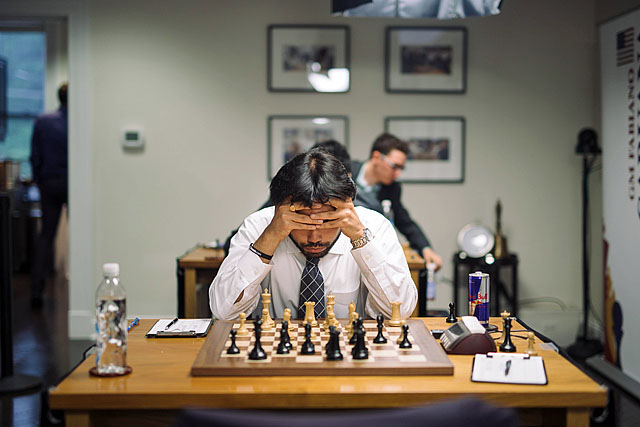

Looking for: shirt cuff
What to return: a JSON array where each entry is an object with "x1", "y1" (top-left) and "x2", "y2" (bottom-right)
[{"x1": 232, "y1": 249, "x2": 272, "y2": 302}]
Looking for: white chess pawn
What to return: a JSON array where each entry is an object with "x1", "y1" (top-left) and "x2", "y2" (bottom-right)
[{"x1": 237, "y1": 312, "x2": 249, "y2": 336}]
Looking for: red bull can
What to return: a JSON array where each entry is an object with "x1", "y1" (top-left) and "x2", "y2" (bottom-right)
[{"x1": 469, "y1": 271, "x2": 490, "y2": 327}]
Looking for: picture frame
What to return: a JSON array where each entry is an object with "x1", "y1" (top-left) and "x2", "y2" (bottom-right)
[
  {"x1": 385, "y1": 116, "x2": 465, "y2": 183},
  {"x1": 267, "y1": 115, "x2": 349, "y2": 179},
  {"x1": 268, "y1": 25, "x2": 350, "y2": 92},
  {"x1": 385, "y1": 26, "x2": 467, "y2": 94}
]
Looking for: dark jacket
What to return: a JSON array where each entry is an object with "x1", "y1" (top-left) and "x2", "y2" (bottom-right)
[
  {"x1": 30, "y1": 107, "x2": 68, "y2": 183},
  {"x1": 351, "y1": 160, "x2": 431, "y2": 253}
]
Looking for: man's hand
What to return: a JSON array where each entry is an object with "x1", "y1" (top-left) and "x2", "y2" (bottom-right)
[
  {"x1": 422, "y1": 247, "x2": 443, "y2": 271},
  {"x1": 253, "y1": 201, "x2": 323, "y2": 261},
  {"x1": 311, "y1": 198, "x2": 364, "y2": 241}
]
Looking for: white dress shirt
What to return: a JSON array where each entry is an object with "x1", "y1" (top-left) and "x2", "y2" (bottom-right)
[{"x1": 209, "y1": 206, "x2": 417, "y2": 320}]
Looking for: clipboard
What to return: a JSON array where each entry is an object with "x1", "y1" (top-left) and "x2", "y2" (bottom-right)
[
  {"x1": 146, "y1": 318, "x2": 213, "y2": 338},
  {"x1": 471, "y1": 352, "x2": 548, "y2": 385}
]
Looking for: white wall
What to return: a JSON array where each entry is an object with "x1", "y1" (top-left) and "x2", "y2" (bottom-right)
[{"x1": 82, "y1": 0, "x2": 601, "y2": 342}]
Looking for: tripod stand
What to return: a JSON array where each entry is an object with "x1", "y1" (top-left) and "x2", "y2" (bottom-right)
[{"x1": 567, "y1": 129, "x2": 603, "y2": 360}]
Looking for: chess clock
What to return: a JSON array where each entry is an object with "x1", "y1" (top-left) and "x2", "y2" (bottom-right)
[{"x1": 439, "y1": 316, "x2": 497, "y2": 355}]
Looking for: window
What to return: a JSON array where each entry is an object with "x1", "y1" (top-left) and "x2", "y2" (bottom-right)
[{"x1": 0, "y1": 31, "x2": 46, "y2": 180}]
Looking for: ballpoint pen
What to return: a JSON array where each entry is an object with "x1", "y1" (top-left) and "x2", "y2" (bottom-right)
[
  {"x1": 505, "y1": 359, "x2": 512, "y2": 376},
  {"x1": 165, "y1": 317, "x2": 179, "y2": 330},
  {"x1": 127, "y1": 317, "x2": 140, "y2": 332}
]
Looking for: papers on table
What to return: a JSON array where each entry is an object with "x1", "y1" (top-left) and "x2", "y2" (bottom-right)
[
  {"x1": 471, "y1": 352, "x2": 547, "y2": 385},
  {"x1": 146, "y1": 318, "x2": 212, "y2": 337}
]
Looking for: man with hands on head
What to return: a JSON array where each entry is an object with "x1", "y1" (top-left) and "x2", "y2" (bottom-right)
[{"x1": 209, "y1": 148, "x2": 417, "y2": 321}]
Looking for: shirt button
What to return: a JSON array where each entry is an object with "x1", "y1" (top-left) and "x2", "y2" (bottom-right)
[
  {"x1": 253, "y1": 269, "x2": 258, "y2": 275},
  {"x1": 366, "y1": 255, "x2": 371, "y2": 261}
]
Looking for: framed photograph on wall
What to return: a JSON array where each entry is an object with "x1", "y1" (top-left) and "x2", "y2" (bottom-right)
[
  {"x1": 268, "y1": 25, "x2": 350, "y2": 92},
  {"x1": 385, "y1": 116, "x2": 465, "y2": 183},
  {"x1": 268, "y1": 115, "x2": 349, "y2": 179},
  {"x1": 385, "y1": 26, "x2": 467, "y2": 93}
]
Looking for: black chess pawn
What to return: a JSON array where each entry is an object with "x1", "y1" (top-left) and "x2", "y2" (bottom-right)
[
  {"x1": 326, "y1": 326, "x2": 344, "y2": 361},
  {"x1": 446, "y1": 302, "x2": 457, "y2": 323},
  {"x1": 248, "y1": 320, "x2": 267, "y2": 360},
  {"x1": 499, "y1": 317, "x2": 517, "y2": 353},
  {"x1": 373, "y1": 313, "x2": 387, "y2": 344},
  {"x1": 276, "y1": 323, "x2": 290, "y2": 354},
  {"x1": 349, "y1": 317, "x2": 359, "y2": 345},
  {"x1": 301, "y1": 322, "x2": 315, "y2": 355},
  {"x1": 398, "y1": 324, "x2": 412, "y2": 349},
  {"x1": 282, "y1": 320, "x2": 293, "y2": 350},
  {"x1": 352, "y1": 324, "x2": 369, "y2": 360},
  {"x1": 226, "y1": 329, "x2": 240, "y2": 354}
]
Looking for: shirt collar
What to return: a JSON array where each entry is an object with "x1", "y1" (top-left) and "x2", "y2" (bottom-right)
[{"x1": 355, "y1": 161, "x2": 380, "y2": 194}]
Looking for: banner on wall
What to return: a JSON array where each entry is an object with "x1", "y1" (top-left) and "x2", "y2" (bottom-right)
[{"x1": 600, "y1": 9, "x2": 640, "y2": 382}]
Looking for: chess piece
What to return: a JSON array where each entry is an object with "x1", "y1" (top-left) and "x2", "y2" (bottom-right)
[
  {"x1": 237, "y1": 312, "x2": 249, "y2": 336},
  {"x1": 497, "y1": 310, "x2": 511, "y2": 346},
  {"x1": 499, "y1": 317, "x2": 516, "y2": 353},
  {"x1": 326, "y1": 326, "x2": 343, "y2": 361},
  {"x1": 526, "y1": 331, "x2": 538, "y2": 356},
  {"x1": 446, "y1": 302, "x2": 457, "y2": 323},
  {"x1": 248, "y1": 320, "x2": 267, "y2": 360},
  {"x1": 282, "y1": 320, "x2": 293, "y2": 350},
  {"x1": 326, "y1": 293, "x2": 335, "y2": 322},
  {"x1": 324, "y1": 303, "x2": 336, "y2": 329},
  {"x1": 303, "y1": 301, "x2": 318, "y2": 327},
  {"x1": 398, "y1": 324, "x2": 412, "y2": 349},
  {"x1": 348, "y1": 301, "x2": 356, "y2": 318},
  {"x1": 397, "y1": 320, "x2": 406, "y2": 344},
  {"x1": 347, "y1": 311, "x2": 358, "y2": 341},
  {"x1": 301, "y1": 322, "x2": 315, "y2": 355},
  {"x1": 389, "y1": 301, "x2": 402, "y2": 326},
  {"x1": 283, "y1": 308, "x2": 295, "y2": 331},
  {"x1": 373, "y1": 313, "x2": 387, "y2": 344},
  {"x1": 349, "y1": 313, "x2": 360, "y2": 345},
  {"x1": 261, "y1": 308, "x2": 273, "y2": 331},
  {"x1": 276, "y1": 323, "x2": 291, "y2": 354},
  {"x1": 261, "y1": 288, "x2": 274, "y2": 328},
  {"x1": 226, "y1": 329, "x2": 240, "y2": 354},
  {"x1": 351, "y1": 319, "x2": 369, "y2": 360}
]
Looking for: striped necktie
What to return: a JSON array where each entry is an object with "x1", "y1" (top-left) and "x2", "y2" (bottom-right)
[{"x1": 298, "y1": 257, "x2": 326, "y2": 319}]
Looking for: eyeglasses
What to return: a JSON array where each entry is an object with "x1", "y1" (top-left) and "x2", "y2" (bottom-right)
[{"x1": 382, "y1": 155, "x2": 405, "y2": 171}]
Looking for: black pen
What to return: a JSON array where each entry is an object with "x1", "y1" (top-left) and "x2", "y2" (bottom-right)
[
  {"x1": 165, "y1": 317, "x2": 179, "y2": 330},
  {"x1": 505, "y1": 360, "x2": 512, "y2": 376}
]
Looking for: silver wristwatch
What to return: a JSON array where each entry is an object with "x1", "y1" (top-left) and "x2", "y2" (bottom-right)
[{"x1": 350, "y1": 228, "x2": 372, "y2": 249}]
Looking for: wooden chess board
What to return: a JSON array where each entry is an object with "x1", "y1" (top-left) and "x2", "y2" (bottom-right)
[{"x1": 191, "y1": 319, "x2": 453, "y2": 376}]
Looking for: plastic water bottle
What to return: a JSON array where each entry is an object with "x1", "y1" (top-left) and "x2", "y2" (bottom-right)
[
  {"x1": 95, "y1": 262, "x2": 127, "y2": 374},
  {"x1": 426, "y1": 262, "x2": 437, "y2": 300}
]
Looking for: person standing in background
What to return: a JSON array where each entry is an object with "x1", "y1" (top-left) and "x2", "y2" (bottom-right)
[
  {"x1": 351, "y1": 133, "x2": 443, "y2": 271},
  {"x1": 29, "y1": 83, "x2": 68, "y2": 308}
]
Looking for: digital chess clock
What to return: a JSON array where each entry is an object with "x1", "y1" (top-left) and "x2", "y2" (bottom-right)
[{"x1": 440, "y1": 316, "x2": 497, "y2": 355}]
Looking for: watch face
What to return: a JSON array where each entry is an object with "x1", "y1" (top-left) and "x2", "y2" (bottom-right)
[{"x1": 457, "y1": 224, "x2": 494, "y2": 258}]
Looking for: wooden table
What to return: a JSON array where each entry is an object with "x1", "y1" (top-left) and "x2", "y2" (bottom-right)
[
  {"x1": 50, "y1": 318, "x2": 606, "y2": 427},
  {"x1": 178, "y1": 245, "x2": 426, "y2": 318}
]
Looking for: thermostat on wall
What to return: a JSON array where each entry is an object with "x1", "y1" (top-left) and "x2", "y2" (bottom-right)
[{"x1": 122, "y1": 128, "x2": 144, "y2": 149}]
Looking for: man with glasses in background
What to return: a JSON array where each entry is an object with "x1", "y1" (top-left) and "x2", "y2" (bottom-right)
[{"x1": 351, "y1": 133, "x2": 443, "y2": 271}]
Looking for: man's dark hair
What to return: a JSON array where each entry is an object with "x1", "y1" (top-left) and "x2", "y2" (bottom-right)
[
  {"x1": 311, "y1": 140, "x2": 351, "y2": 174},
  {"x1": 370, "y1": 133, "x2": 409, "y2": 157},
  {"x1": 58, "y1": 83, "x2": 68, "y2": 107},
  {"x1": 270, "y1": 148, "x2": 356, "y2": 207}
]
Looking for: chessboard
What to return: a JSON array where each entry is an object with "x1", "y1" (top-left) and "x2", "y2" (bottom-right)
[{"x1": 191, "y1": 319, "x2": 453, "y2": 376}]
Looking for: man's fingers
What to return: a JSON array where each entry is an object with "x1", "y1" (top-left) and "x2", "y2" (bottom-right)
[{"x1": 327, "y1": 197, "x2": 353, "y2": 209}]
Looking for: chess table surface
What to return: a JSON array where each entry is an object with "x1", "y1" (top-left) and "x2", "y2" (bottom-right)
[{"x1": 50, "y1": 318, "x2": 606, "y2": 427}]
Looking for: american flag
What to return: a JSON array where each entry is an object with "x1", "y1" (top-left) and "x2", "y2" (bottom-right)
[{"x1": 617, "y1": 27, "x2": 634, "y2": 66}]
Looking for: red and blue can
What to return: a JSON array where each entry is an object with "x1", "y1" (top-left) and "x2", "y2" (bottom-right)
[{"x1": 469, "y1": 271, "x2": 490, "y2": 327}]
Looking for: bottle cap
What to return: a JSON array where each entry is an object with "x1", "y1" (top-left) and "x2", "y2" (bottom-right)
[{"x1": 103, "y1": 263, "x2": 120, "y2": 276}]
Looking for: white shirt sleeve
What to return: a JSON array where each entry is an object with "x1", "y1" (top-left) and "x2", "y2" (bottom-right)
[
  {"x1": 209, "y1": 208, "x2": 274, "y2": 320},
  {"x1": 351, "y1": 208, "x2": 418, "y2": 319}
]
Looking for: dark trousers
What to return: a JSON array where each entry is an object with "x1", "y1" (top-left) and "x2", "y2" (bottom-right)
[{"x1": 32, "y1": 177, "x2": 67, "y2": 297}]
